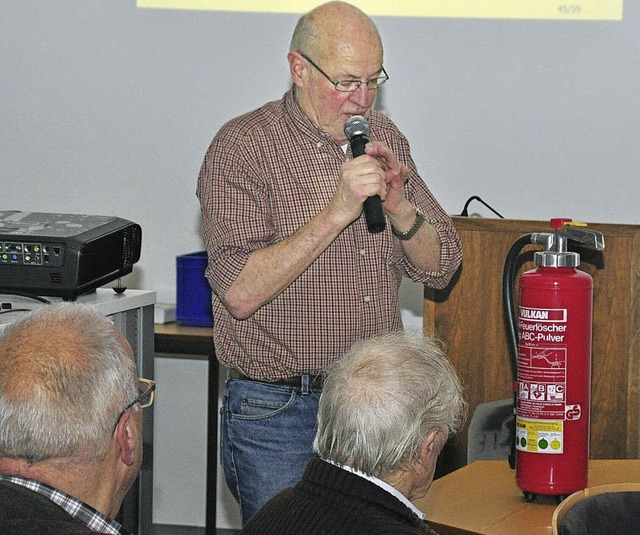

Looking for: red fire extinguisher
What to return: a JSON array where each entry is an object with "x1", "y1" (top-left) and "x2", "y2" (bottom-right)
[{"x1": 503, "y1": 218, "x2": 604, "y2": 502}]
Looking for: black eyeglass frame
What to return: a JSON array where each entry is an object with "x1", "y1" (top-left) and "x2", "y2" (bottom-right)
[{"x1": 298, "y1": 52, "x2": 389, "y2": 92}]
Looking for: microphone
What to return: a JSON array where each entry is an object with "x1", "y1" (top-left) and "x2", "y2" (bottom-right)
[{"x1": 344, "y1": 115, "x2": 385, "y2": 233}]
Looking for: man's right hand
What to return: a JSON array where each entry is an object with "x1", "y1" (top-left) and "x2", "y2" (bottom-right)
[{"x1": 328, "y1": 152, "x2": 387, "y2": 227}]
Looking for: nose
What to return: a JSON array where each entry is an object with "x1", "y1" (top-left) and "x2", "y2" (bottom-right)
[{"x1": 349, "y1": 83, "x2": 376, "y2": 109}]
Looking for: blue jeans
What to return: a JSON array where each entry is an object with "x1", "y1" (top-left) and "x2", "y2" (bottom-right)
[{"x1": 220, "y1": 375, "x2": 321, "y2": 525}]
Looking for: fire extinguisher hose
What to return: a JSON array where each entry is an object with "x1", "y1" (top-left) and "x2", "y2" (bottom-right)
[
  {"x1": 503, "y1": 234, "x2": 534, "y2": 469},
  {"x1": 503, "y1": 234, "x2": 534, "y2": 383}
]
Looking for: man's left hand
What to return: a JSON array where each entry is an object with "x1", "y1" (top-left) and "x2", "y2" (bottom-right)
[{"x1": 364, "y1": 141, "x2": 410, "y2": 215}]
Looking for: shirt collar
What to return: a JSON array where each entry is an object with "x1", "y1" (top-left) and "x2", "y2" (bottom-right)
[
  {"x1": 0, "y1": 474, "x2": 133, "y2": 534},
  {"x1": 322, "y1": 458, "x2": 426, "y2": 520}
]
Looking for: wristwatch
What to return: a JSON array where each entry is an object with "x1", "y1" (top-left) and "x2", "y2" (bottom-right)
[{"x1": 391, "y1": 209, "x2": 425, "y2": 241}]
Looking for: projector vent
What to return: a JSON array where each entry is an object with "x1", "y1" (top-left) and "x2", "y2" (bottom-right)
[{"x1": 122, "y1": 226, "x2": 142, "y2": 267}]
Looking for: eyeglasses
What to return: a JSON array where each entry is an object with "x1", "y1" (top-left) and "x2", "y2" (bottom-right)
[
  {"x1": 299, "y1": 52, "x2": 389, "y2": 92},
  {"x1": 123, "y1": 377, "x2": 156, "y2": 412},
  {"x1": 112, "y1": 378, "x2": 155, "y2": 433},
  {"x1": 113, "y1": 377, "x2": 156, "y2": 433}
]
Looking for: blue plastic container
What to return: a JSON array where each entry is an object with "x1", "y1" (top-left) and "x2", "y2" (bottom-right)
[{"x1": 176, "y1": 251, "x2": 214, "y2": 327}]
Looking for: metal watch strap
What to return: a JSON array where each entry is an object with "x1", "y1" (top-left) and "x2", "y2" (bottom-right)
[{"x1": 391, "y1": 210, "x2": 425, "y2": 241}]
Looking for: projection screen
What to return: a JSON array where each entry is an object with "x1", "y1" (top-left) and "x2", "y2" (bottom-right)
[{"x1": 136, "y1": 0, "x2": 623, "y2": 21}]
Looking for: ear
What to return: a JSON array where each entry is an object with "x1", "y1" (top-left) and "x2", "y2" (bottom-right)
[
  {"x1": 288, "y1": 51, "x2": 308, "y2": 88},
  {"x1": 417, "y1": 429, "x2": 445, "y2": 467},
  {"x1": 114, "y1": 411, "x2": 139, "y2": 467}
]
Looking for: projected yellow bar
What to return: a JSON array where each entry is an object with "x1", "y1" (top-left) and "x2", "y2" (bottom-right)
[{"x1": 136, "y1": 0, "x2": 624, "y2": 21}]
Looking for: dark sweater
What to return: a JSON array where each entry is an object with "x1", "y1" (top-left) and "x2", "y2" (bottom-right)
[
  {"x1": 0, "y1": 480, "x2": 94, "y2": 534},
  {"x1": 242, "y1": 456, "x2": 440, "y2": 535}
]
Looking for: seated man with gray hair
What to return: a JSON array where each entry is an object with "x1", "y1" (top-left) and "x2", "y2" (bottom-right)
[
  {"x1": 242, "y1": 332, "x2": 466, "y2": 534},
  {"x1": 0, "y1": 303, "x2": 155, "y2": 534}
]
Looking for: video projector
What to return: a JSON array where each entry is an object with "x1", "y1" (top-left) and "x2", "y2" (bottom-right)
[{"x1": 0, "y1": 211, "x2": 141, "y2": 301}]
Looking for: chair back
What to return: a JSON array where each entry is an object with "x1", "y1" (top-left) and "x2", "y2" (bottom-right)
[{"x1": 552, "y1": 482, "x2": 640, "y2": 535}]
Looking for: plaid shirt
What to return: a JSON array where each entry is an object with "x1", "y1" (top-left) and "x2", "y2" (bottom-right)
[
  {"x1": 0, "y1": 474, "x2": 132, "y2": 534},
  {"x1": 197, "y1": 89, "x2": 462, "y2": 381}
]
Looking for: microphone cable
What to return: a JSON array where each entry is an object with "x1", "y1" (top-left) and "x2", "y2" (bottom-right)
[{"x1": 460, "y1": 195, "x2": 505, "y2": 218}]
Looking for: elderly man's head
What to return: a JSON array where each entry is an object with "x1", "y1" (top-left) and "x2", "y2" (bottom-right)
[
  {"x1": 0, "y1": 303, "x2": 150, "y2": 518},
  {"x1": 288, "y1": 1, "x2": 386, "y2": 144},
  {"x1": 314, "y1": 332, "x2": 466, "y2": 501},
  {"x1": 0, "y1": 303, "x2": 140, "y2": 464}
]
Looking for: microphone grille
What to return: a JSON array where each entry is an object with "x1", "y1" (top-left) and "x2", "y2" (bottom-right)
[{"x1": 344, "y1": 115, "x2": 370, "y2": 141}]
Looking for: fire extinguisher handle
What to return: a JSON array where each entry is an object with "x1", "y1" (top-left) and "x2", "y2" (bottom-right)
[
  {"x1": 563, "y1": 226, "x2": 605, "y2": 251},
  {"x1": 549, "y1": 219, "x2": 605, "y2": 251}
]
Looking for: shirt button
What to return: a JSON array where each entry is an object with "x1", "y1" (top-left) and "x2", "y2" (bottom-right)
[
  {"x1": 316, "y1": 142, "x2": 323, "y2": 149},
  {"x1": 359, "y1": 249, "x2": 366, "y2": 256},
  {"x1": 363, "y1": 296, "x2": 371, "y2": 303}
]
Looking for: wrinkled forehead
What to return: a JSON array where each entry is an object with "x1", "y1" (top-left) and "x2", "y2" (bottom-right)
[
  {"x1": 334, "y1": 30, "x2": 383, "y2": 56},
  {"x1": 317, "y1": 33, "x2": 383, "y2": 78}
]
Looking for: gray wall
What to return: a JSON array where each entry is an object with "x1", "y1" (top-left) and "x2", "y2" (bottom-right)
[{"x1": 2, "y1": 1, "x2": 638, "y2": 303}]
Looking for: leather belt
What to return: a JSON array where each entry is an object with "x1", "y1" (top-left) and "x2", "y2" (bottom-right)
[{"x1": 228, "y1": 369, "x2": 324, "y2": 389}]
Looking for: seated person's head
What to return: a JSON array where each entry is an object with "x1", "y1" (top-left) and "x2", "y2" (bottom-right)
[
  {"x1": 314, "y1": 331, "x2": 466, "y2": 500},
  {"x1": 0, "y1": 303, "x2": 147, "y2": 517}
]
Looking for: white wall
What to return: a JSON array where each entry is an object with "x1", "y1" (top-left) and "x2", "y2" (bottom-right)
[
  {"x1": 153, "y1": 357, "x2": 209, "y2": 526},
  {"x1": 2, "y1": 2, "x2": 639, "y2": 305},
  {"x1": 153, "y1": 356, "x2": 242, "y2": 529}
]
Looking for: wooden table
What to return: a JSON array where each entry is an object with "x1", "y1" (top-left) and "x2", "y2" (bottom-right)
[
  {"x1": 416, "y1": 460, "x2": 640, "y2": 535},
  {"x1": 154, "y1": 322, "x2": 214, "y2": 356}
]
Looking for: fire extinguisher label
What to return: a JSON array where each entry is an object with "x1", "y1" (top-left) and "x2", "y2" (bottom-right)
[
  {"x1": 517, "y1": 306, "x2": 569, "y2": 421},
  {"x1": 516, "y1": 304, "x2": 580, "y2": 455},
  {"x1": 516, "y1": 417, "x2": 564, "y2": 453}
]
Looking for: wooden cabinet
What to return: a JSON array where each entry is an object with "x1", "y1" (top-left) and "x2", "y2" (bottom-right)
[{"x1": 424, "y1": 217, "x2": 640, "y2": 473}]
